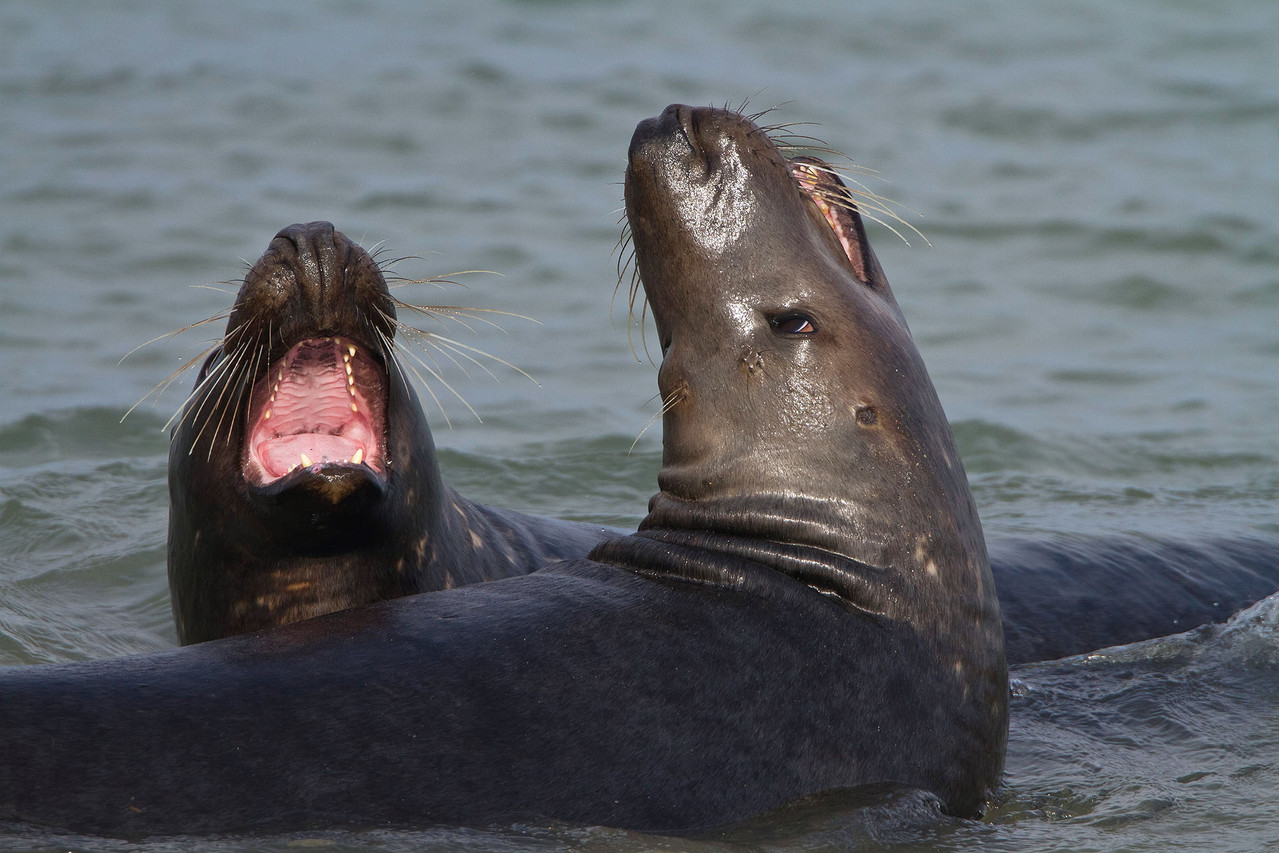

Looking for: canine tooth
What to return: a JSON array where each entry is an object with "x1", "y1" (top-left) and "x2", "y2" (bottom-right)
[
  {"x1": 299, "y1": 452, "x2": 313, "y2": 467},
  {"x1": 352, "y1": 447, "x2": 364, "y2": 465},
  {"x1": 348, "y1": 345, "x2": 357, "y2": 358}
]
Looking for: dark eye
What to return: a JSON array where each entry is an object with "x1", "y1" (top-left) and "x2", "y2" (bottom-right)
[{"x1": 770, "y1": 313, "x2": 817, "y2": 335}]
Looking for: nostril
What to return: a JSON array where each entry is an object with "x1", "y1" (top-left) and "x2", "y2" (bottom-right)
[{"x1": 275, "y1": 221, "x2": 336, "y2": 254}]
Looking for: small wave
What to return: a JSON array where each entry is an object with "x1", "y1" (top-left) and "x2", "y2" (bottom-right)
[{"x1": 0, "y1": 406, "x2": 169, "y2": 466}]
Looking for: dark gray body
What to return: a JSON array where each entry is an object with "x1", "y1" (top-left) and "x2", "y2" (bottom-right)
[
  {"x1": 2, "y1": 536, "x2": 1275, "y2": 835},
  {"x1": 991, "y1": 537, "x2": 1279, "y2": 663},
  {"x1": 0, "y1": 556, "x2": 994, "y2": 836}
]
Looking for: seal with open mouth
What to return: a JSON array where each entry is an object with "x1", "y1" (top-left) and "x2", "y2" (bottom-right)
[
  {"x1": 0, "y1": 105, "x2": 1006, "y2": 836},
  {"x1": 167, "y1": 221, "x2": 616, "y2": 644}
]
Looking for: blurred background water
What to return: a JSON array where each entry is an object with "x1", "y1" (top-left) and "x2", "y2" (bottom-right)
[{"x1": 1, "y1": 0, "x2": 1277, "y2": 850}]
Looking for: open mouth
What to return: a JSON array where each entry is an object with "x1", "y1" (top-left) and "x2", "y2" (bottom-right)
[
  {"x1": 243, "y1": 337, "x2": 387, "y2": 486},
  {"x1": 789, "y1": 158, "x2": 857, "y2": 260}
]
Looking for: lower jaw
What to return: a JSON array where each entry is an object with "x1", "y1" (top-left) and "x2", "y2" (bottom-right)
[{"x1": 247, "y1": 462, "x2": 389, "y2": 540}]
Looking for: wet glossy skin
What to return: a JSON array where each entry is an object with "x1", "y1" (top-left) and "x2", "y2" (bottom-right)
[{"x1": 625, "y1": 105, "x2": 1004, "y2": 687}]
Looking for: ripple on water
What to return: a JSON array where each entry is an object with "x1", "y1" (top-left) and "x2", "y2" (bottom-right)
[
  {"x1": 991, "y1": 594, "x2": 1279, "y2": 850},
  {"x1": 0, "y1": 408, "x2": 172, "y2": 663}
]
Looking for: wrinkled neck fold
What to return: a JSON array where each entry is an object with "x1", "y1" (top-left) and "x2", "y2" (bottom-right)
[{"x1": 589, "y1": 492, "x2": 920, "y2": 620}]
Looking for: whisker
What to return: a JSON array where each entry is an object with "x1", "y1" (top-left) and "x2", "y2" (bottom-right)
[
  {"x1": 122, "y1": 344, "x2": 220, "y2": 424},
  {"x1": 189, "y1": 283, "x2": 239, "y2": 296},
  {"x1": 793, "y1": 160, "x2": 930, "y2": 247},
  {"x1": 861, "y1": 210, "x2": 928, "y2": 247},
  {"x1": 129, "y1": 308, "x2": 259, "y2": 427},
  {"x1": 160, "y1": 346, "x2": 234, "y2": 433},
  {"x1": 118, "y1": 310, "x2": 232, "y2": 366},
  {"x1": 389, "y1": 336, "x2": 482, "y2": 426},
  {"x1": 739, "y1": 96, "x2": 791, "y2": 124},
  {"x1": 610, "y1": 221, "x2": 657, "y2": 366},
  {"x1": 390, "y1": 303, "x2": 539, "y2": 388},
  {"x1": 611, "y1": 222, "x2": 634, "y2": 306},
  {"x1": 759, "y1": 111, "x2": 915, "y2": 232},
  {"x1": 628, "y1": 388, "x2": 683, "y2": 454},
  {"x1": 391, "y1": 322, "x2": 470, "y2": 377},
  {"x1": 217, "y1": 332, "x2": 269, "y2": 458},
  {"x1": 196, "y1": 322, "x2": 261, "y2": 441},
  {"x1": 813, "y1": 186, "x2": 929, "y2": 247},
  {"x1": 195, "y1": 331, "x2": 262, "y2": 460},
  {"x1": 374, "y1": 323, "x2": 416, "y2": 402},
  {"x1": 798, "y1": 160, "x2": 904, "y2": 205},
  {"x1": 183, "y1": 338, "x2": 249, "y2": 451},
  {"x1": 411, "y1": 335, "x2": 477, "y2": 381},
  {"x1": 421, "y1": 333, "x2": 537, "y2": 385},
  {"x1": 757, "y1": 126, "x2": 826, "y2": 147},
  {"x1": 374, "y1": 308, "x2": 475, "y2": 426},
  {"x1": 373, "y1": 248, "x2": 446, "y2": 272},
  {"x1": 392, "y1": 300, "x2": 535, "y2": 332},
  {"x1": 384, "y1": 269, "x2": 502, "y2": 292},
  {"x1": 158, "y1": 310, "x2": 256, "y2": 434}
]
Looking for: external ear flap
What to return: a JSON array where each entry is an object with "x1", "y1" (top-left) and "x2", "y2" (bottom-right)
[{"x1": 789, "y1": 157, "x2": 880, "y2": 288}]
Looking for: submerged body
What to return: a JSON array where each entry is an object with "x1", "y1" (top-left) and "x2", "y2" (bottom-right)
[
  {"x1": 991, "y1": 537, "x2": 1279, "y2": 664},
  {"x1": 4, "y1": 537, "x2": 1277, "y2": 835},
  {"x1": 2, "y1": 558, "x2": 996, "y2": 834},
  {"x1": 167, "y1": 222, "x2": 614, "y2": 643}
]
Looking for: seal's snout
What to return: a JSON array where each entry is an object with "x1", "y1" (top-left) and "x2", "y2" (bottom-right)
[
  {"x1": 276, "y1": 220, "x2": 338, "y2": 253},
  {"x1": 627, "y1": 104, "x2": 713, "y2": 182},
  {"x1": 271, "y1": 221, "x2": 347, "y2": 324},
  {"x1": 629, "y1": 104, "x2": 689, "y2": 154},
  {"x1": 235, "y1": 221, "x2": 396, "y2": 364}
]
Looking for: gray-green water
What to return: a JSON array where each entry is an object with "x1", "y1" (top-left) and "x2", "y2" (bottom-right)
[{"x1": 1, "y1": 0, "x2": 1277, "y2": 850}]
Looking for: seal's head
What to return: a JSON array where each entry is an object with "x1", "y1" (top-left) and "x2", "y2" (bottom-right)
[
  {"x1": 621, "y1": 106, "x2": 1006, "y2": 815},
  {"x1": 179, "y1": 222, "x2": 405, "y2": 531},
  {"x1": 623, "y1": 105, "x2": 986, "y2": 607},
  {"x1": 167, "y1": 222, "x2": 447, "y2": 643}
]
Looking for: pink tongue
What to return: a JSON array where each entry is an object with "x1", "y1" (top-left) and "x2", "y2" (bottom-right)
[{"x1": 249, "y1": 339, "x2": 379, "y2": 481}]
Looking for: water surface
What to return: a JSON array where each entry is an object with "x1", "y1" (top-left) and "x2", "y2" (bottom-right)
[{"x1": 1, "y1": 1, "x2": 1277, "y2": 850}]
